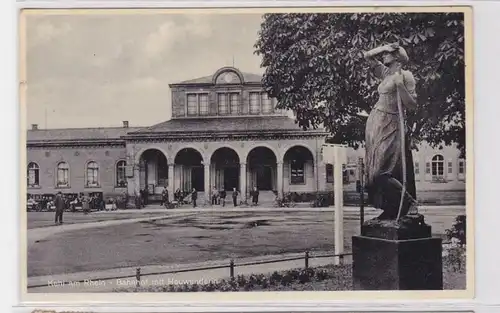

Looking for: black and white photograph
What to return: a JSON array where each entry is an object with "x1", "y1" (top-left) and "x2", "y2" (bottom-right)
[{"x1": 20, "y1": 6, "x2": 473, "y2": 299}]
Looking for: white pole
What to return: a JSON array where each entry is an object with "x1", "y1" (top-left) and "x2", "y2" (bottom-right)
[{"x1": 334, "y1": 145, "x2": 344, "y2": 265}]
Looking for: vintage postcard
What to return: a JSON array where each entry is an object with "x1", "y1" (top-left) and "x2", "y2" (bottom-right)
[{"x1": 19, "y1": 5, "x2": 474, "y2": 303}]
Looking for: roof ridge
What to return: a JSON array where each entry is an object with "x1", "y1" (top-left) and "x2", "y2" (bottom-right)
[{"x1": 26, "y1": 126, "x2": 146, "y2": 131}]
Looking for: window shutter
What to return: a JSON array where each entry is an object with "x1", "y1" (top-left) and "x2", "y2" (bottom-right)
[{"x1": 425, "y1": 162, "x2": 431, "y2": 181}]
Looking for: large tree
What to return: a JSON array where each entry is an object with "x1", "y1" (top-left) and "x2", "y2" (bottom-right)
[{"x1": 254, "y1": 13, "x2": 466, "y2": 157}]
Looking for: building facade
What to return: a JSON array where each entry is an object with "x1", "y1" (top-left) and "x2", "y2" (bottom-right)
[{"x1": 26, "y1": 66, "x2": 466, "y2": 205}]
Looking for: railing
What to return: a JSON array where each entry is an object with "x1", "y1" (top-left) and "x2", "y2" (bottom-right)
[{"x1": 27, "y1": 251, "x2": 353, "y2": 289}]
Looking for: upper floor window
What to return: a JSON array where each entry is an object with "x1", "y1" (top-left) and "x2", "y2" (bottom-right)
[
  {"x1": 116, "y1": 160, "x2": 127, "y2": 187},
  {"x1": 56, "y1": 162, "x2": 70, "y2": 187},
  {"x1": 414, "y1": 162, "x2": 420, "y2": 175},
  {"x1": 187, "y1": 94, "x2": 197, "y2": 116},
  {"x1": 186, "y1": 93, "x2": 209, "y2": 116},
  {"x1": 218, "y1": 92, "x2": 239, "y2": 115},
  {"x1": 229, "y1": 93, "x2": 239, "y2": 114},
  {"x1": 249, "y1": 92, "x2": 274, "y2": 115},
  {"x1": 27, "y1": 162, "x2": 40, "y2": 187},
  {"x1": 218, "y1": 93, "x2": 229, "y2": 115},
  {"x1": 86, "y1": 161, "x2": 99, "y2": 187},
  {"x1": 431, "y1": 154, "x2": 444, "y2": 177},
  {"x1": 249, "y1": 92, "x2": 260, "y2": 114},
  {"x1": 261, "y1": 93, "x2": 273, "y2": 114}
]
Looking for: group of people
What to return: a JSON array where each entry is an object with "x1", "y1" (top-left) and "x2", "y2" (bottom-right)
[
  {"x1": 52, "y1": 191, "x2": 100, "y2": 224},
  {"x1": 155, "y1": 185, "x2": 262, "y2": 208}
]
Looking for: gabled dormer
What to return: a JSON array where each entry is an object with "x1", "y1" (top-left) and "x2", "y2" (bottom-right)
[{"x1": 168, "y1": 66, "x2": 286, "y2": 119}]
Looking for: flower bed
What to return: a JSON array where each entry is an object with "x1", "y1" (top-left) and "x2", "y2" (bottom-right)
[{"x1": 116, "y1": 253, "x2": 465, "y2": 292}]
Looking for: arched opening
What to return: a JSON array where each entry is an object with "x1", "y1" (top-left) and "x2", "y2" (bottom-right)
[
  {"x1": 247, "y1": 147, "x2": 277, "y2": 191},
  {"x1": 174, "y1": 148, "x2": 204, "y2": 192},
  {"x1": 139, "y1": 149, "x2": 169, "y2": 199},
  {"x1": 211, "y1": 147, "x2": 240, "y2": 191},
  {"x1": 283, "y1": 146, "x2": 315, "y2": 189}
]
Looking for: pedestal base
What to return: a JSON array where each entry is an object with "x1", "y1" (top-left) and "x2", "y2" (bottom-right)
[{"x1": 352, "y1": 214, "x2": 443, "y2": 290}]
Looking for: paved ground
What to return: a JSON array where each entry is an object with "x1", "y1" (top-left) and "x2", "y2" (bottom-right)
[
  {"x1": 27, "y1": 205, "x2": 465, "y2": 291},
  {"x1": 27, "y1": 210, "x2": 170, "y2": 229}
]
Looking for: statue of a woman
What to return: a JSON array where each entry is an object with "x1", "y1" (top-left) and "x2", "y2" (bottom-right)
[{"x1": 363, "y1": 42, "x2": 419, "y2": 220}]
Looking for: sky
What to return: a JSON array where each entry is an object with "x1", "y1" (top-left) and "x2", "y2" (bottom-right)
[{"x1": 24, "y1": 11, "x2": 264, "y2": 129}]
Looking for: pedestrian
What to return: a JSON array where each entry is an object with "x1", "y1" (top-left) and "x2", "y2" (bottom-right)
[
  {"x1": 232, "y1": 187, "x2": 239, "y2": 207},
  {"x1": 251, "y1": 186, "x2": 259, "y2": 206},
  {"x1": 211, "y1": 186, "x2": 218, "y2": 206},
  {"x1": 191, "y1": 188, "x2": 197, "y2": 208},
  {"x1": 54, "y1": 191, "x2": 64, "y2": 224},
  {"x1": 82, "y1": 193, "x2": 90, "y2": 215},
  {"x1": 219, "y1": 188, "x2": 226, "y2": 207},
  {"x1": 161, "y1": 186, "x2": 168, "y2": 207}
]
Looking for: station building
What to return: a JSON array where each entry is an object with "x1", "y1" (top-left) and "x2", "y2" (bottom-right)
[{"x1": 26, "y1": 66, "x2": 466, "y2": 205}]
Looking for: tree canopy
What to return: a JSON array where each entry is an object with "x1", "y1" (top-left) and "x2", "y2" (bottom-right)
[{"x1": 254, "y1": 13, "x2": 466, "y2": 157}]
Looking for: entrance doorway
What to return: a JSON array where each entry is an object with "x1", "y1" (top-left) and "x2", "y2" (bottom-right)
[
  {"x1": 223, "y1": 166, "x2": 239, "y2": 190},
  {"x1": 191, "y1": 166, "x2": 204, "y2": 191},
  {"x1": 247, "y1": 147, "x2": 277, "y2": 192},
  {"x1": 211, "y1": 147, "x2": 240, "y2": 191},
  {"x1": 256, "y1": 166, "x2": 273, "y2": 190},
  {"x1": 174, "y1": 148, "x2": 204, "y2": 192}
]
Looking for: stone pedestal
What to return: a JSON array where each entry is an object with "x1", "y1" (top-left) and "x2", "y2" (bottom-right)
[{"x1": 352, "y1": 214, "x2": 443, "y2": 290}]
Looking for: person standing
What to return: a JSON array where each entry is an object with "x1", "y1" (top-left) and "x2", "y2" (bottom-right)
[
  {"x1": 211, "y1": 186, "x2": 218, "y2": 206},
  {"x1": 232, "y1": 187, "x2": 239, "y2": 207},
  {"x1": 82, "y1": 193, "x2": 90, "y2": 215},
  {"x1": 161, "y1": 186, "x2": 169, "y2": 207},
  {"x1": 54, "y1": 191, "x2": 64, "y2": 224},
  {"x1": 219, "y1": 188, "x2": 226, "y2": 207},
  {"x1": 251, "y1": 186, "x2": 259, "y2": 206},
  {"x1": 191, "y1": 188, "x2": 198, "y2": 208}
]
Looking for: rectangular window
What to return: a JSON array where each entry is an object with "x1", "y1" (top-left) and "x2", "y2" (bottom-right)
[
  {"x1": 432, "y1": 162, "x2": 444, "y2": 176},
  {"x1": 425, "y1": 162, "x2": 431, "y2": 174},
  {"x1": 187, "y1": 94, "x2": 198, "y2": 116},
  {"x1": 261, "y1": 93, "x2": 273, "y2": 114},
  {"x1": 414, "y1": 162, "x2": 419, "y2": 175},
  {"x1": 459, "y1": 160, "x2": 465, "y2": 174},
  {"x1": 87, "y1": 169, "x2": 99, "y2": 187},
  {"x1": 57, "y1": 170, "x2": 68, "y2": 187},
  {"x1": 229, "y1": 93, "x2": 239, "y2": 114},
  {"x1": 116, "y1": 161, "x2": 127, "y2": 187},
  {"x1": 448, "y1": 161, "x2": 453, "y2": 174},
  {"x1": 290, "y1": 160, "x2": 305, "y2": 184},
  {"x1": 326, "y1": 164, "x2": 334, "y2": 183},
  {"x1": 199, "y1": 94, "x2": 209, "y2": 115},
  {"x1": 28, "y1": 167, "x2": 39, "y2": 187},
  {"x1": 249, "y1": 92, "x2": 260, "y2": 114},
  {"x1": 218, "y1": 94, "x2": 229, "y2": 115}
]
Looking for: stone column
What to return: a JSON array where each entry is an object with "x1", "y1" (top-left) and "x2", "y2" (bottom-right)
[
  {"x1": 240, "y1": 162, "x2": 247, "y2": 203},
  {"x1": 134, "y1": 166, "x2": 141, "y2": 197},
  {"x1": 277, "y1": 162, "x2": 284, "y2": 198},
  {"x1": 204, "y1": 162, "x2": 210, "y2": 204},
  {"x1": 126, "y1": 164, "x2": 141, "y2": 209},
  {"x1": 168, "y1": 163, "x2": 174, "y2": 201}
]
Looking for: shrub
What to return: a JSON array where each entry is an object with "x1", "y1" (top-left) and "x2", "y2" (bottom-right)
[
  {"x1": 444, "y1": 215, "x2": 467, "y2": 272},
  {"x1": 446, "y1": 215, "x2": 466, "y2": 246}
]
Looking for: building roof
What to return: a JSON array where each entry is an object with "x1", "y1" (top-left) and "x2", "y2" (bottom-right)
[
  {"x1": 27, "y1": 127, "x2": 143, "y2": 142},
  {"x1": 171, "y1": 71, "x2": 263, "y2": 86},
  {"x1": 128, "y1": 116, "x2": 324, "y2": 135},
  {"x1": 26, "y1": 117, "x2": 327, "y2": 145}
]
